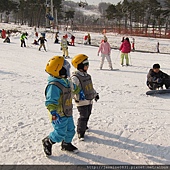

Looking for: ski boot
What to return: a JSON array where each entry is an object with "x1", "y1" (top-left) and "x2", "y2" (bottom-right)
[
  {"x1": 78, "y1": 133, "x2": 85, "y2": 141},
  {"x1": 152, "y1": 83, "x2": 159, "y2": 90},
  {"x1": 42, "y1": 136, "x2": 55, "y2": 156},
  {"x1": 61, "y1": 141, "x2": 78, "y2": 153},
  {"x1": 109, "y1": 67, "x2": 113, "y2": 70},
  {"x1": 86, "y1": 126, "x2": 89, "y2": 132}
]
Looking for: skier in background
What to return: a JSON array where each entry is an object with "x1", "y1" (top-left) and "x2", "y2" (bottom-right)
[
  {"x1": 71, "y1": 54, "x2": 99, "y2": 141},
  {"x1": 121, "y1": 37, "x2": 124, "y2": 43},
  {"x1": 61, "y1": 35, "x2": 69, "y2": 58},
  {"x1": 1, "y1": 29, "x2": 6, "y2": 39},
  {"x1": 131, "y1": 38, "x2": 135, "y2": 51},
  {"x1": 20, "y1": 32, "x2": 28, "y2": 47},
  {"x1": 119, "y1": 37, "x2": 131, "y2": 66},
  {"x1": 87, "y1": 33, "x2": 91, "y2": 45},
  {"x1": 54, "y1": 32, "x2": 59, "y2": 44},
  {"x1": 70, "y1": 34, "x2": 75, "y2": 46},
  {"x1": 146, "y1": 63, "x2": 170, "y2": 90},
  {"x1": 84, "y1": 35, "x2": 88, "y2": 45},
  {"x1": 32, "y1": 39, "x2": 39, "y2": 45},
  {"x1": 3, "y1": 36, "x2": 10, "y2": 43},
  {"x1": 157, "y1": 42, "x2": 160, "y2": 53},
  {"x1": 38, "y1": 35, "x2": 47, "y2": 51},
  {"x1": 35, "y1": 32, "x2": 38, "y2": 38},
  {"x1": 97, "y1": 36, "x2": 113, "y2": 70}
]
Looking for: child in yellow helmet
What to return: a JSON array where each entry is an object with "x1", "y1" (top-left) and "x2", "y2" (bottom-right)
[
  {"x1": 71, "y1": 54, "x2": 99, "y2": 141},
  {"x1": 42, "y1": 56, "x2": 80, "y2": 156}
]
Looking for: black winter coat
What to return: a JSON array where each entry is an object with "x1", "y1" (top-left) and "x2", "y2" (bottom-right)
[
  {"x1": 147, "y1": 69, "x2": 169, "y2": 83},
  {"x1": 38, "y1": 37, "x2": 47, "y2": 44}
]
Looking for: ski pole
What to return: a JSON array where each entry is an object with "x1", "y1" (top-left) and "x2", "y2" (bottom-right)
[
  {"x1": 129, "y1": 53, "x2": 132, "y2": 66},
  {"x1": 114, "y1": 50, "x2": 120, "y2": 64},
  {"x1": 46, "y1": 41, "x2": 49, "y2": 51}
]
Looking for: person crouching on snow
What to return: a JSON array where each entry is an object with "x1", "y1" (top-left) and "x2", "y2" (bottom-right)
[
  {"x1": 42, "y1": 56, "x2": 80, "y2": 156},
  {"x1": 97, "y1": 36, "x2": 113, "y2": 70},
  {"x1": 146, "y1": 63, "x2": 170, "y2": 90},
  {"x1": 71, "y1": 54, "x2": 99, "y2": 141}
]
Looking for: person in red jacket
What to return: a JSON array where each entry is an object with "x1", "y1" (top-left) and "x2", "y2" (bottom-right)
[
  {"x1": 84, "y1": 35, "x2": 88, "y2": 44},
  {"x1": 119, "y1": 37, "x2": 131, "y2": 66},
  {"x1": 1, "y1": 29, "x2": 6, "y2": 39},
  {"x1": 70, "y1": 35, "x2": 75, "y2": 46}
]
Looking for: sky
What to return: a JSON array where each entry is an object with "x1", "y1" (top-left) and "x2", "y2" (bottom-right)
[{"x1": 71, "y1": 0, "x2": 122, "y2": 5}]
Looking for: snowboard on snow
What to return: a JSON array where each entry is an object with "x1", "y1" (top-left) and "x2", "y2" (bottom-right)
[{"x1": 146, "y1": 89, "x2": 170, "y2": 95}]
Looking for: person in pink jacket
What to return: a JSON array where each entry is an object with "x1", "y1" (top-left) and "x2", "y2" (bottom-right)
[
  {"x1": 119, "y1": 37, "x2": 131, "y2": 66},
  {"x1": 98, "y1": 36, "x2": 113, "y2": 70}
]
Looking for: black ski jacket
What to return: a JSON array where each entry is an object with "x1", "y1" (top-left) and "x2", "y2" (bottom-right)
[
  {"x1": 38, "y1": 37, "x2": 47, "y2": 44},
  {"x1": 147, "y1": 69, "x2": 169, "y2": 83}
]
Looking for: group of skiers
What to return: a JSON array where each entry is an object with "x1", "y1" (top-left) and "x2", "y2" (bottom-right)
[
  {"x1": 97, "y1": 36, "x2": 131, "y2": 70},
  {"x1": 19, "y1": 31, "x2": 76, "y2": 57},
  {"x1": 3, "y1": 29, "x2": 169, "y2": 93},
  {"x1": 58, "y1": 33, "x2": 76, "y2": 58},
  {"x1": 0, "y1": 29, "x2": 11, "y2": 43},
  {"x1": 84, "y1": 33, "x2": 91, "y2": 45},
  {"x1": 42, "y1": 54, "x2": 99, "y2": 156},
  {"x1": 20, "y1": 32, "x2": 48, "y2": 51}
]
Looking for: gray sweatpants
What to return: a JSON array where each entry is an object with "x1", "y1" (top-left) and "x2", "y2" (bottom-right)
[{"x1": 100, "y1": 53, "x2": 112, "y2": 69}]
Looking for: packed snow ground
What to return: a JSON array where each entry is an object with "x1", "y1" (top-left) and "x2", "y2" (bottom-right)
[{"x1": 0, "y1": 24, "x2": 170, "y2": 165}]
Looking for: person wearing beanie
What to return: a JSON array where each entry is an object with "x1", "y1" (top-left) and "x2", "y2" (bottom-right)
[
  {"x1": 98, "y1": 36, "x2": 113, "y2": 70},
  {"x1": 71, "y1": 54, "x2": 99, "y2": 141},
  {"x1": 42, "y1": 56, "x2": 80, "y2": 156},
  {"x1": 146, "y1": 63, "x2": 170, "y2": 90}
]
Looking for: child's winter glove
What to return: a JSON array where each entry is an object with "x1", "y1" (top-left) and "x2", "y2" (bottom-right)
[
  {"x1": 94, "y1": 93, "x2": 99, "y2": 102},
  {"x1": 153, "y1": 77, "x2": 157, "y2": 82},
  {"x1": 79, "y1": 90, "x2": 85, "y2": 100},
  {"x1": 156, "y1": 78, "x2": 162, "y2": 84},
  {"x1": 51, "y1": 110, "x2": 61, "y2": 124}
]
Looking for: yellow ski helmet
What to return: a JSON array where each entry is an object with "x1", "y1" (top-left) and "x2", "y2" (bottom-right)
[
  {"x1": 45, "y1": 56, "x2": 64, "y2": 77},
  {"x1": 71, "y1": 54, "x2": 88, "y2": 68}
]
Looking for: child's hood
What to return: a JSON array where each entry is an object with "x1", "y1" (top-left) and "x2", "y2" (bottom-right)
[
  {"x1": 47, "y1": 76, "x2": 69, "y2": 87},
  {"x1": 72, "y1": 70, "x2": 88, "y2": 77}
]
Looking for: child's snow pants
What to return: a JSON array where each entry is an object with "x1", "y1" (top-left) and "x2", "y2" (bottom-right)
[
  {"x1": 77, "y1": 104, "x2": 92, "y2": 136},
  {"x1": 62, "y1": 47, "x2": 68, "y2": 57},
  {"x1": 39, "y1": 43, "x2": 46, "y2": 51},
  {"x1": 121, "y1": 52, "x2": 129, "y2": 65},
  {"x1": 100, "y1": 54, "x2": 112, "y2": 69},
  {"x1": 49, "y1": 116, "x2": 75, "y2": 143}
]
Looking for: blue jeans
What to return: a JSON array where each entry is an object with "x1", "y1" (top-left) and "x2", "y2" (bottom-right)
[{"x1": 49, "y1": 116, "x2": 75, "y2": 143}]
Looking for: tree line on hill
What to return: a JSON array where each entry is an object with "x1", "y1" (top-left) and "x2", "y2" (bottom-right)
[{"x1": 0, "y1": 0, "x2": 169, "y2": 35}]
